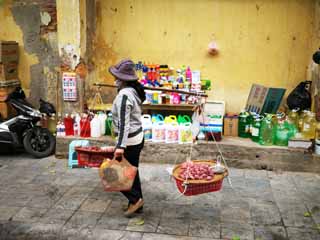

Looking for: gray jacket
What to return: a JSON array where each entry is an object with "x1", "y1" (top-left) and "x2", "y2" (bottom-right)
[{"x1": 112, "y1": 87, "x2": 143, "y2": 149}]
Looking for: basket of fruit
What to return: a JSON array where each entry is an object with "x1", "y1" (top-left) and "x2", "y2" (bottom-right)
[{"x1": 172, "y1": 160, "x2": 228, "y2": 196}]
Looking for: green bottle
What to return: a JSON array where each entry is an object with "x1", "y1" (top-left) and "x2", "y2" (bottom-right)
[
  {"x1": 259, "y1": 115, "x2": 274, "y2": 145},
  {"x1": 251, "y1": 116, "x2": 261, "y2": 143},
  {"x1": 238, "y1": 111, "x2": 249, "y2": 138},
  {"x1": 105, "y1": 112, "x2": 113, "y2": 136},
  {"x1": 274, "y1": 117, "x2": 290, "y2": 146}
]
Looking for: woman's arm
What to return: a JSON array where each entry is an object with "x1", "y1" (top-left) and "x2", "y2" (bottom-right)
[{"x1": 116, "y1": 94, "x2": 133, "y2": 149}]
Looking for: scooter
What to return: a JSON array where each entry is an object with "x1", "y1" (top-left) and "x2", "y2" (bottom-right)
[{"x1": 0, "y1": 87, "x2": 56, "y2": 158}]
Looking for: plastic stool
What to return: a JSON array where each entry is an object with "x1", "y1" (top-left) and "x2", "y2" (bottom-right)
[{"x1": 68, "y1": 140, "x2": 90, "y2": 168}]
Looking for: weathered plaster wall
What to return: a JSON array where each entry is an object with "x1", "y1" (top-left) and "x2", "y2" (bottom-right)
[
  {"x1": 313, "y1": 0, "x2": 320, "y2": 52},
  {"x1": 94, "y1": 0, "x2": 315, "y2": 112},
  {"x1": 0, "y1": 0, "x2": 59, "y2": 107}
]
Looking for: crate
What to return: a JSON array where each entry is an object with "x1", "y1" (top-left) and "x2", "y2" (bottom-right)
[
  {"x1": 0, "y1": 41, "x2": 19, "y2": 63},
  {"x1": 0, "y1": 63, "x2": 18, "y2": 81},
  {"x1": 75, "y1": 146, "x2": 114, "y2": 168}
]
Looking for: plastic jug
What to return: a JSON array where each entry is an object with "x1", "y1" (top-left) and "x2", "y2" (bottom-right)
[
  {"x1": 152, "y1": 114, "x2": 164, "y2": 123},
  {"x1": 47, "y1": 113, "x2": 57, "y2": 134},
  {"x1": 302, "y1": 111, "x2": 316, "y2": 139},
  {"x1": 80, "y1": 115, "x2": 91, "y2": 138},
  {"x1": 141, "y1": 114, "x2": 152, "y2": 141},
  {"x1": 98, "y1": 112, "x2": 107, "y2": 135},
  {"x1": 259, "y1": 115, "x2": 274, "y2": 145},
  {"x1": 179, "y1": 122, "x2": 193, "y2": 144},
  {"x1": 57, "y1": 121, "x2": 66, "y2": 137},
  {"x1": 164, "y1": 115, "x2": 177, "y2": 124},
  {"x1": 90, "y1": 114, "x2": 101, "y2": 138},
  {"x1": 251, "y1": 116, "x2": 261, "y2": 143},
  {"x1": 105, "y1": 112, "x2": 113, "y2": 136},
  {"x1": 238, "y1": 111, "x2": 249, "y2": 138},
  {"x1": 64, "y1": 114, "x2": 74, "y2": 136},
  {"x1": 274, "y1": 117, "x2": 290, "y2": 146},
  {"x1": 178, "y1": 115, "x2": 191, "y2": 124},
  {"x1": 152, "y1": 121, "x2": 165, "y2": 142},
  {"x1": 165, "y1": 122, "x2": 179, "y2": 143}
]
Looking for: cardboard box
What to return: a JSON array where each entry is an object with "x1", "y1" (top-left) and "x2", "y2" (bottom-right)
[
  {"x1": 0, "y1": 102, "x2": 16, "y2": 119},
  {"x1": 0, "y1": 63, "x2": 18, "y2": 81},
  {"x1": 0, "y1": 41, "x2": 19, "y2": 63},
  {"x1": 223, "y1": 114, "x2": 238, "y2": 136},
  {"x1": 245, "y1": 84, "x2": 285, "y2": 114}
]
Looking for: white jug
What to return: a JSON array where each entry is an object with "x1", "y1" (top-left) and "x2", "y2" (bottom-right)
[
  {"x1": 98, "y1": 112, "x2": 107, "y2": 135},
  {"x1": 90, "y1": 115, "x2": 101, "y2": 138},
  {"x1": 152, "y1": 121, "x2": 165, "y2": 143},
  {"x1": 165, "y1": 122, "x2": 179, "y2": 143},
  {"x1": 141, "y1": 114, "x2": 152, "y2": 141}
]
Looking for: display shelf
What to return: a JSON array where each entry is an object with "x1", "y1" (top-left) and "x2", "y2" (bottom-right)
[{"x1": 142, "y1": 104, "x2": 195, "y2": 111}]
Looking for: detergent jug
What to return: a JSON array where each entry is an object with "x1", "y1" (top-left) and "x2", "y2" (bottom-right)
[
  {"x1": 80, "y1": 114, "x2": 91, "y2": 138},
  {"x1": 165, "y1": 122, "x2": 179, "y2": 143},
  {"x1": 152, "y1": 121, "x2": 165, "y2": 142},
  {"x1": 90, "y1": 114, "x2": 101, "y2": 138},
  {"x1": 164, "y1": 115, "x2": 177, "y2": 124},
  {"x1": 152, "y1": 114, "x2": 164, "y2": 123},
  {"x1": 178, "y1": 115, "x2": 191, "y2": 124},
  {"x1": 141, "y1": 114, "x2": 153, "y2": 141},
  {"x1": 179, "y1": 122, "x2": 193, "y2": 144},
  {"x1": 98, "y1": 112, "x2": 107, "y2": 135}
]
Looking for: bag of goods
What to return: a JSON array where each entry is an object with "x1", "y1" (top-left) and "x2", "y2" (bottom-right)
[
  {"x1": 152, "y1": 121, "x2": 165, "y2": 142},
  {"x1": 179, "y1": 122, "x2": 193, "y2": 144},
  {"x1": 99, "y1": 156, "x2": 137, "y2": 192},
  {"x1": 165, "y1": 122, "x2": 179, "y2": 143}
]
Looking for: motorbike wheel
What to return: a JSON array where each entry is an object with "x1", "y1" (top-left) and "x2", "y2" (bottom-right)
[{"x1": 23, "y1": 127, "x2": 56, "y2": 158}]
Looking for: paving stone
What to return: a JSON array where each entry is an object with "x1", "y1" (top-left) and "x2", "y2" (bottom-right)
[
  {"x1": 63, "y1": 186, "x2": 95, "y2": 198},
  {"x1": 189, "y1": 219, "x2": 220, "y2": 239},
  {"x1": 96, "y1": 215, "x2": 129, "y2": 230},
  {"x1": 87, "y1": 229, "x2": 143, "y2": 240},
  {"x1": 277, "y1": 202, "x2": 316, "y2": 228},
  {"x1": 0, "y1": 193, "x2": 33, "y2": 207},
  {"x1": 59, "y1": 227, "x2": 90, "y2": 240},
  {"x1": 12, "y1": 207, "x2": 48, "y2": 223},
  {"x1": 161, "y1": 204, "x2": 192, "y2": 219},
  {"x1": 142, "y1": 233, "x2": 215, "y2": 240},
  {"x1": 221, "y1": 222, "x2": 254, "y2": 240},
  {"x1": 157, "y1": 217, "x2": 190, "y2": 235},
  {"x1": 80, "y1": 198, "x2": 111, "y2": 213},
  {"x1": 220, "y1": 200, "x2": 251, "y2": 224},
  {"x1": 305, "y1": 201, "x2": 320, "y2": 225},
  {"x1": 126, "y1": 215, "x2": 160, "y2": 233},
  {"x1": 250, "y1": 201, "x2": 282, "y2": 226},
  {"x1": 39, "y1": 208, "x2": 74, "y2": 225},
  {"x1": 287, "y1": 227, "x2": 320, "y2": 240},
  {"x1": 254, "y1": 226, "x2": 288, "y2": 240},
  {"x1": 64, "y1": 210, "x2": 102, "y2": 230},
  {"x1": 23, "y1": 223, "x2": 63, "y2": 240},
  {"x1": 27, "y1": 195, "x2": 62, "y2": 209},
  {"x1": 0, "y1": 206, "x2": 21, "y2": 221},
  {"x1": 53, "y1": 195, "x2": 86, "y2": 210}
]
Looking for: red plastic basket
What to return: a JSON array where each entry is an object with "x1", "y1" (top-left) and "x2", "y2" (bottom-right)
[
  {"x1": 172, "y1": 160, "x2": 228, "y2": 196},
  {"x1": 75, "y1": 146, "x2": 114, "y2": 168}
]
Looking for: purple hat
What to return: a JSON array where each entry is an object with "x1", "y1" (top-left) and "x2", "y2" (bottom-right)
[{"x1": 109, "y1": 59, "x2": 138, "y2": 81}]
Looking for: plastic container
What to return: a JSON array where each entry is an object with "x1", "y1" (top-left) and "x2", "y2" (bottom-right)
[
  {"x1": 165, "y1": 122, "x2": 179, "y2": 143},
  {"x1": 178, "y1": 115, "x2": 191, "y2": 124},
  {"x1": 80, "y1": 115, "x2": 91, "y2": 138},
  {"x1": 91, "y1": 115, "x2": 101, "y2": 138},
  {"x1": 238, "y1": 111, "x2": 249, "y2": 138},
  {"x1": 152, "y1": 114, "x2": 164, "y2": 123},
  {"x1": 105, "y1": 112, "x2": 113, "y2": 136},
  {"x1": 64, "y1": 114, "x2": 74, "y2": 136},
  {"x1": 164, "y1": 115, "x2": 177, "y2": 124},
  {"x1": 274, "y1": 118, "x2": 290, "y2": 146},
  {"x1": 179, "y1": 122, "x2": 193, "y2": 144},
  {"x1": 251, "y1": 116, "x2": 261, "y2": 143},
  {"x1": 152, "y1": 121, "x2": 165, "y2": 142},
  {"x1": 145, "y1": 90, "x2": 153, "y2": 104},
  {"x1": 141, "y1": 114, "x2": 152, "y2": 141},
  {"x1": 47, "y1": 113, "x2": 56, "y2": 134},
  {"x1": 302, "y1": 112, "x2": 316, "y2": 139},
  {"x1": 259, "y1": 115, "x2": 274, "y2": 145},
  {"x1": 98, "y1": 112, "x2": 107, "y2": 136}
]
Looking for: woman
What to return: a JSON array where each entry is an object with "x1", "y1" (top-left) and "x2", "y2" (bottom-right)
[{"x1": 109, "y1": 59, "x2": 145, "y2": 217}]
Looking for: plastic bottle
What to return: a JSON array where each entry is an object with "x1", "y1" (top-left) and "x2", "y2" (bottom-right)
[
  {"x1": 141, "y1": 114, "x2": 153, "y2": 141},
  {"x1": 98, "y1": 112, "x2": 107, "y2": 135},
  {"x1": 152, "y1": 121, "x2": 165, "y2": 142},
  {"x1": 60, "y1": 121, "x2": 66, "y2": 137},
  {"x1": 178, "y1": 122, "x2": 193, "y2": 144},
  {"x1": 90, "y1": 114, "x2": 101, "y2": 138},
  {"x1": 105, "y1": 112, "x2": 113, "y2": 136},
  {"x1": 274, "y1": 116, "x2": 290, "y2": 146},
  {"x1": 48, "y1": 113, "x2": 57, "y2": 134},
  {"x1": 165, "y1": 122, "x2": 179, "y2": 143},
  {"x1": 73, "y1": 121, "x2": 79, "y2": 137},
  {"x1": 259, "y1": 115, "x2": 274, "y2": 145},
  {"x1": 185, "y1": 66, "x2": 192, "y2": 83},
  {"x1": 302, "y1": 111, "x2": 316, "y2": 139},
  {"x1": 80, "y1": 114, "x2": 91, "y2": 138},
  {"x1": 287, "y1": 108, "x2": 299, "y2": 129},
  {"x1": 251, "y1": 116, "x2": 261, "y2": 143},
  {"x1": 64, "y1": 114, "x2": 74, "y2": 136},
  {"x1": 178, "y1": 115, "x2": 191, "y2": 124},
  {"x1": 238, "y1": 110, "x2": 249, "y2": 138}
]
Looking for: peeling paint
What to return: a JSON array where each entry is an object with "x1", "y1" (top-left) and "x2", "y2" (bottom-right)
[{"x1": 40, "y1": 11, "x2": 51, "y2": 26}]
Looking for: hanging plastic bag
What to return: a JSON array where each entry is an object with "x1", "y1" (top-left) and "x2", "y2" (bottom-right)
[
  {"x1": 287, "y1": 81, "x2": 312, "y2": 111},
  {"x1": 99, "y1": 156, "x2": 137, "y2": 192}
]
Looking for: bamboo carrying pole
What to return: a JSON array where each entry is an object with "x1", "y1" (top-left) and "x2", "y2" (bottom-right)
[{"x1": 93, "y1": 83, "x2": 208, "y2": 98}]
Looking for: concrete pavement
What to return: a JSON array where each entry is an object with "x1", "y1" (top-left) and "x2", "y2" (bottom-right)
[{"x1": 0, "y1": 154, "x2": 319, "y2": 240}]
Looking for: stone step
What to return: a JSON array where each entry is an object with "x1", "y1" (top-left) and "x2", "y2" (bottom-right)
[{"x1": 55, "y1": 136, "x2": 320, "y2": 173}]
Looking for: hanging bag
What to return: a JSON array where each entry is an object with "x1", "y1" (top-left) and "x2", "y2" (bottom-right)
[
  {"x1": 99, "y1": 156, "x2": 137, "y2": 192},
  {"x1": 287, "y1": 81, "x2": 312, "y2": 110}
]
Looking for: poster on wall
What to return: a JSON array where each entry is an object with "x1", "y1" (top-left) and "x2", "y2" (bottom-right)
[{"x1": 62, "y1": 72, "x2": 77, "y2": 101}]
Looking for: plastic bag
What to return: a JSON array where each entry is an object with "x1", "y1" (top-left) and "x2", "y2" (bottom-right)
[
  {"x1": 99, "y1": 156, "x2": 137, "y2": 192},
  {"x1": 287, "y1": 81, "x2": 311, "y2": 111}
]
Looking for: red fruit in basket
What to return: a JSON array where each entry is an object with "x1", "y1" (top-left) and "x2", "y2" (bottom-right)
[{"x1": 206, "y1": 176, "x2": 213, "y2": 181}]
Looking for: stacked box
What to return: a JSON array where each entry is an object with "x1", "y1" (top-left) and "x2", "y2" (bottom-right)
[{"x1": 0, "y1": 41, "x2": 20, "y2": 119}]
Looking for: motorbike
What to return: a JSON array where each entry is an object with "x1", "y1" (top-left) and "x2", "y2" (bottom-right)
[{"x1": 0, "y1": 87, "x2": 56, "y2": 158}]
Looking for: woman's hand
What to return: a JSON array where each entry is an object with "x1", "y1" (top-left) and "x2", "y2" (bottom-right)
[{"x1": 114, "y1": 148, "x2": 124, "y2": 160}]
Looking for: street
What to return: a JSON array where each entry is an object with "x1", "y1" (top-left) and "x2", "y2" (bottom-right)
[{"x1": 0, "y1": 154, "x2": 319, "y2": 240}]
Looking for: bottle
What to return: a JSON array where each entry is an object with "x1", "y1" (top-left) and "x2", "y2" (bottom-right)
[
  {"x1": 315, "y1": 123, "x2": 320, "y2": 155},
  {"x1": 274, "y1": 116, "x2": 289, "y2": 146},
  {"x1": 64, "y1": 114, "x2": 74, "y2": 136},
  {"x1": 73, "y1": 121, "x2": 79, "y2": 137},
  {"x1": 298, "y1": 110, "x2": 308, "y2": 132},
  {"x1": 48, "y1": 113, "x2": 57, "y2": 134},
  {"x1": 251, "y1": 116, "x2": 261, "y2": 143},
  {"x1": 287, "y1": 108, "x2": 299, "y2": 129},
  {"x1": 302, "y1": 111, "x2": 316, "y2": 139},
  {"x1": 185, "y1": 66, "x2": 192, "y2": 84},
  {"x1": 60, "y1": 121, "x2": 66, "y2": 137},
  {"x1": 90, "y1": 114, "x2": 101, "y2": 138},
  {"x1": 80, "y1": 114, "x2": 91, "y2": 138},
  {"x1": 105, "y1": 112, "x2": 113, "y2": 136},
  {"x1": 238, "y1": 110, "x2": 249, "y2": 138},
  {"x1": 259, "y1": 115, "x2": 274, "y2": 145},
  {"x1": 98, "y1": 112, "x2": 107, "y2": 135}
]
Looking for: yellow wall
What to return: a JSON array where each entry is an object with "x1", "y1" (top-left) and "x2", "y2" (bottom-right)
[
  {"x1": 0, "y1": 0, "x2": 38, "y2": 96},
  {"x1": 95, "y1": 0, "x2": 315, "y2": 112}
]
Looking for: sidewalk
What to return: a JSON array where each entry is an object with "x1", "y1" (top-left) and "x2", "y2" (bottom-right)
[{"x1": 0, "y1": 154, "x2": 319, "y2": 240}]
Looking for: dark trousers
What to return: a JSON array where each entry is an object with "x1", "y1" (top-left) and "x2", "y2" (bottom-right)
[{"x1": 121, "y1": 139, "x2": 144, "y2": 204}]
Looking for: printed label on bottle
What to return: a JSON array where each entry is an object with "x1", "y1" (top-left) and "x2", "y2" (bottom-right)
[{"x1": 252, "y1": 127, "x2": 259, "y2": 136}]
